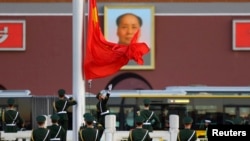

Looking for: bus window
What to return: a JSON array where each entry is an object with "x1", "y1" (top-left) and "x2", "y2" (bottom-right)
[
  {"x1": 224, "y1": 105, "x2": 250, "y2": 124},
  {"x1": 124, "y1": 107, "x2": 135, "y2": 130},
  {"x1": 239, "y1": 107, "x2": 250, "y2": 118}
]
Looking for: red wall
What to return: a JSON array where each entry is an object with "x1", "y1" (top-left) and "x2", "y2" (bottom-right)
[
  {"x1": 0, "y1": 16, "x2": 73, "y2": 95},
  {"x1": 1, "y1": 15, "x2": 250, "y2": 95}
]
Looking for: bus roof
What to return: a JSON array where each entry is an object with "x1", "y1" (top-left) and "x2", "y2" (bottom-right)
[
  {"x1": 165, "y1": 86, "x2": 250, "y2": 93},
  {"x1": 95, "y1": 86, "x2": 250, "y2": 98},
  {"x1": 0, "y1": 90, "x2": 31, "y2": 97}
]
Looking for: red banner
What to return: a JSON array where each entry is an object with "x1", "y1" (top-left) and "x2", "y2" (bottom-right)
[{"x1": 0, "y1": 20, "x2": 25, "y2": 50}]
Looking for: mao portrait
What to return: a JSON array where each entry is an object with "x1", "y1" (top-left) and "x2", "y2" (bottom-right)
[{"x1": 104, "y1": 5, "x2": 155, "y2": 70}]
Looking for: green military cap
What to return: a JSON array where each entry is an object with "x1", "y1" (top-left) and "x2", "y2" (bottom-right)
[
  {"x1": 36, "y1": 115, "x2": 46, "y2": 122},
  {"x1": 50, "y1": 114, "x2": 59, "y2": 120},
  {"x1": 58, "y1": 89, "x2": 65, "y2": 96},
  {"x1": 83, "y1": 113, "x2": 92, "y2": 118},
  {"x1": 135, "y1": 116, "x2": 144, "y2": 123},
  {"x1": 85, "y1": 115, "x2": 94, "y2": 122},
  {"x1": 183, "y1": 116, "x2": 193, "y2": 124},
  {"x1": 7, "y1": 98, "x2": 15, "y2": 105},
  {"x1": 143, "y1": 99, "x2": 151, "y2": 104}
]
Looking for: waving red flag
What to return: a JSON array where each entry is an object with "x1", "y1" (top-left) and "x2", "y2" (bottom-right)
[{"x1": 83, "y1": 0, "x2": 150, "y2": 80}]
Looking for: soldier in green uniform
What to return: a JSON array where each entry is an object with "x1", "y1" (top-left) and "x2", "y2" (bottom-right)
[
  {"x1": 128, "y1": 116, "x2": 152, "y2": 141},
  {"x1": 96, "y1": 84, "x2": 112, "y2": 128},
  {"x1": 139, "y1": 99, "x2": 160, "y2": 132},
  {"x1": 53, "y1": 89, "x2": 77, "y2": 139},
  {"x1": 80, "y1": 113, "x2": 104, "y2": 140},
  {"x1": 47, "y1": 114, "x2": 66, "y2": 141},
  {"x1": 31, "y1": 115, "x2": 51, "y2": 141},
  {"x1": 79, "y1": 113, "x2": 92, "y2": 130},
  {"x1": 177, "y1": 116, "x2": 197, "y2": 141},
  {"x1": 78, "y1": 114, "x2": 101, "y2": 141},
  {"x1": 80, "y1": 113, "x2": 99, "y2": 129},
  {"x1": 1, "y1": 98, "x2": 24, "y2": 133}
]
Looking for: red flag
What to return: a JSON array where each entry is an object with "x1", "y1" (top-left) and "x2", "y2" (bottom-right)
[{"x1": 83, "y1": 0, "x2": 150, "y2": 80}]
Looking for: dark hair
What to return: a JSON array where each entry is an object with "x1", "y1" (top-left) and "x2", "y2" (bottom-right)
[
  {"x1": 86, "y1": 121, "x2": 93, "y2": 125},
  {"x1": 136, "y1": 122, "x2": 143, "y2": 126},
  {"x1": 51, "y1": 119, "x2": 58, "y2": 123},
  {"x1": 37, "y1": 122, "x2": 45, "y2": 125},
  {"x1": 8, "y1": 104, "x2": 14, "y2": 107},
  {"x1": 116, "y1": 13, "x2": 142, "y2": 27}
]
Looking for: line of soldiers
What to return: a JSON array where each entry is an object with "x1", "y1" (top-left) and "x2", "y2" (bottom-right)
[
  {"x1": 0, "y1": 92, "x2": 199, "y2": 141},
  {"x1": 31, "y1": 114, "x2": 66, "y2": 141},
  {"x1": 0, "y1": 89, "x2": 77, "y2": 141},
  {"x1": 1, "y1": 88, "x2": 224, "y2": 141},
  {"x1": 78, "y1": 112, "x2": 153, "y2": 141},
  {"x1": 31, "y1": 88, "x2": 77, "y2": 141},
  {"x1": 83, "y1": 84, "x2": 156, "y2": 141}
]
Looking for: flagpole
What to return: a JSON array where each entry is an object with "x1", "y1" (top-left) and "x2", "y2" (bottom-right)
[{"x1": 72, "y1": 0, "x2": 85, "y2": 140}]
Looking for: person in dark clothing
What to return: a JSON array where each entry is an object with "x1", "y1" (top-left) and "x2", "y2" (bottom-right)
[
  {"x1": 80, "y1": 113, "x2": 104, "y2": 140},
  {"x1": 79, "y1": 114, "x2": 101, "y2": 141},
  {"x1": 96, "y1": 84, "x2": 112, "y2": 128},
  {"x1": 47, "y1": 114, "x2": 66, "y2": 141},
  {"x1": 139, "y1": 99, "x2": 160, "y2": 132},
  {"x1": 128, "y1": 116, "x2": 151, "y2": 141},
  {"x1": 79, "y1": 113, "x2": 92, "y2": 130},
  {"x1": 1, "y1": 98, "x2": 24, "y2": 133},
  {"x1": 53, "y1": 89, "x2": 77, "y2": 140},
  {"x1": 177, "y1": 116, "x2": 197, "y2": 141},
  {"x1": 31, "y1": 115, "x2": 51, "y2": 141}
]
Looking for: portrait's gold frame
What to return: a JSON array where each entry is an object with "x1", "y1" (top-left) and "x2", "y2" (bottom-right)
[{"x1": 104, "y1": 5, "x2": 155, "y2": 70}]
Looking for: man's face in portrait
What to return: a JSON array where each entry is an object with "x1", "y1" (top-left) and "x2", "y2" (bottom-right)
[{"x1": 116, "y1": 14, "x2": 141, "y2": 45}]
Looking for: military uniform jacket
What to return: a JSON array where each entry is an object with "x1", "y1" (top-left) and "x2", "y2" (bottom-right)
[
  {"x1": 31, "y1": 128, "x2": 51, "y2": 141},
  {"x1": 2, "y1": 110, "x2": 24, "y2": 132},
  {"x1": 177, "y1": 129, "x2": 197, "y2": 141},
  {"x1": 139, "y1": 109, "x2": 160, "y2": 132},
  {"x1": 47, "y1": 124, "x2": 66, "y2": 141},
  {"x1": 96, "y1": 93, "x2": 110, "y2": 116},
  {"x1": 79, "y1": 123, "x2": 104, "y2": 140},
  {"x1": 128, "y1": 128, "x2": 151, "y2": 141},
  {"x1": 79, "y1": 127, "x2": 100, "y2": 141},
  {"x1": 54, "y1": 99, "x2": 77, "y2": 120}
]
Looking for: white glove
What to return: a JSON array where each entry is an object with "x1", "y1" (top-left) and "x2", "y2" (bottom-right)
[
  {"x1": 100, "y1": 90, "x2": 106, "y2": 95},
  {"x1": 108, "y1": 84, "x2": 113, "y2": 91},
  {"x1": 65, "y1": 95, "x2": 70, "y2": 99}
]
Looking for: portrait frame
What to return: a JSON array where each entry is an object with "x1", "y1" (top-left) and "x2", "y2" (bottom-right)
[
  {"x1": 232, "y1": 19, "x2": 250, "y2": 51},
  {"x1": 104, "y1": 5, "x2": 155, "y2": 70},
  {"x1": 0, "y1": 20, "x2": 26, "y2": 51}
]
